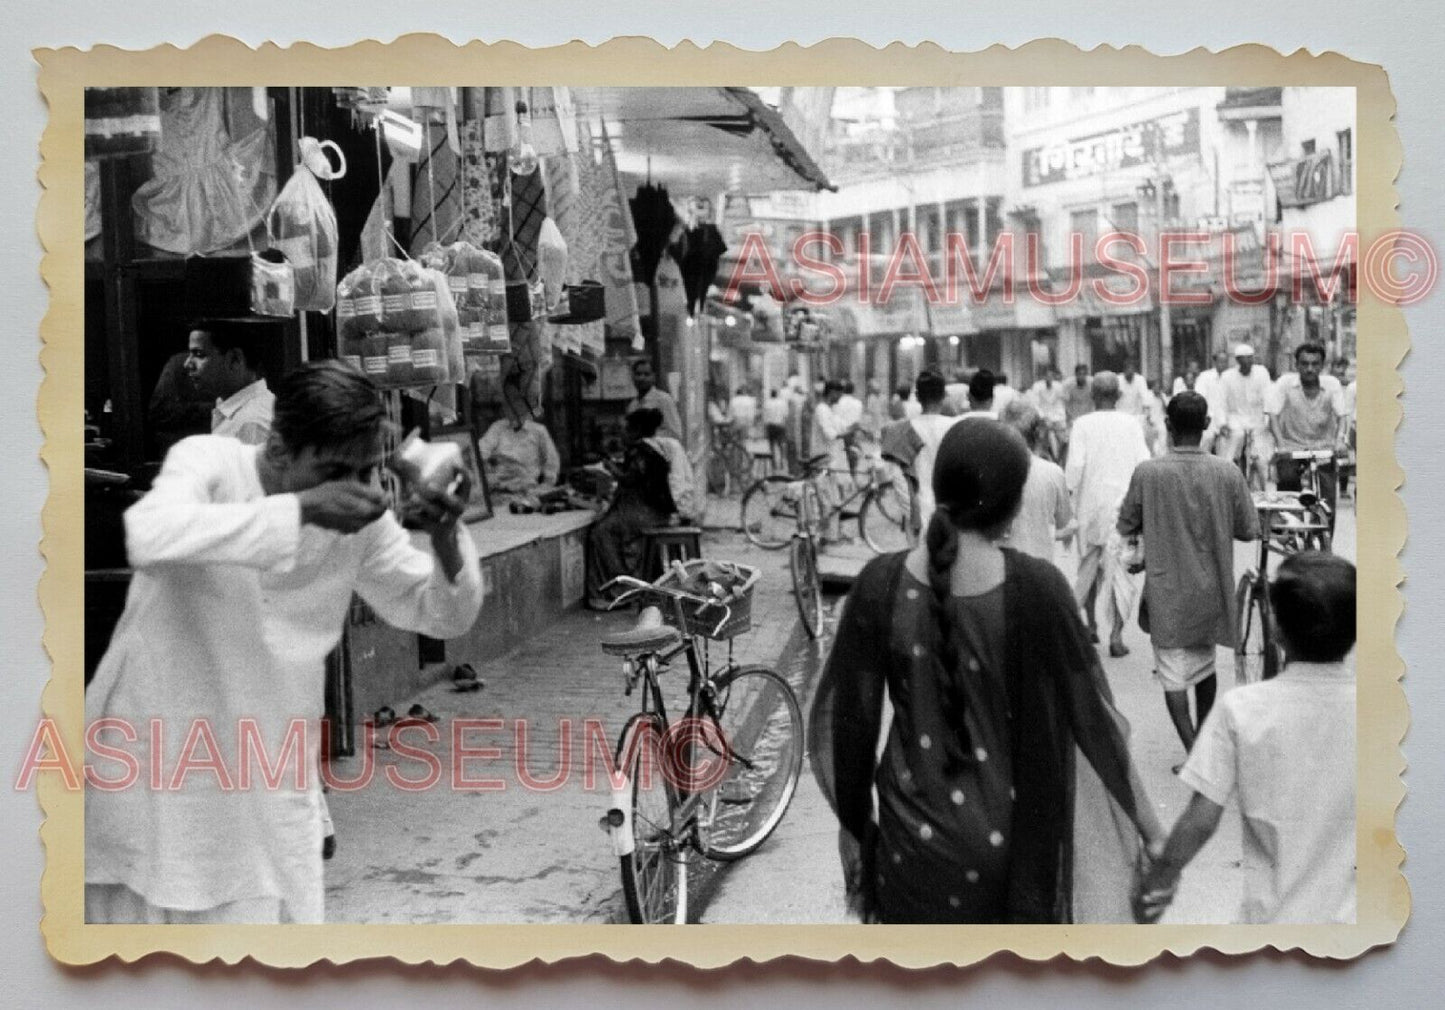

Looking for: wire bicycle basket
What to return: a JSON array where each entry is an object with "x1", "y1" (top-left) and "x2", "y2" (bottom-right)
[{"x1": 655, "y1": 560, "x2": 760, "y2": 640}]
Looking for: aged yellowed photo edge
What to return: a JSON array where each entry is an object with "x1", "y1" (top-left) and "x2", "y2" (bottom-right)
[{"x1": 34, "y1": 34, "x2": 1410, "y2": 969}]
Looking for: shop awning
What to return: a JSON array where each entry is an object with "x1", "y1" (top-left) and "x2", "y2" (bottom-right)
[{"x1": 575, "y1": 87, "x2": 834, "y2": 196}]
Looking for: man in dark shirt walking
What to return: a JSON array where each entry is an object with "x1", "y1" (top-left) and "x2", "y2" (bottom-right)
[{"x1": 1117, "y1": 392, "x2": 1259, "y2": 760}]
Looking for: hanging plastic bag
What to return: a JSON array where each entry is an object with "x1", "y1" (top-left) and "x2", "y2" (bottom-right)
[
  {"x1": 268, "y1": 137, "x2": 345, "y2": 312},
  {"x1": 537, "y1": 216, "x2": 568, "y2": 310}
]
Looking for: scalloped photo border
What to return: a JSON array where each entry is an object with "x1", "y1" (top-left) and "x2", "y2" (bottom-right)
[{"x1": 33, "y1": 35, "x2": 1408, "y2": 969}]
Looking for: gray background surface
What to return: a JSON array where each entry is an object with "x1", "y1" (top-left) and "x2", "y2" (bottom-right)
[{"x1": 4, "y1": 3, "x2": 1439, "y2": 1004}]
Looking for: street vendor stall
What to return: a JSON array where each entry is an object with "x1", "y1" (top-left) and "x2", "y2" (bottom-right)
[{"x1": 83, "y1": 84, "x2": 830, "y2": 748}]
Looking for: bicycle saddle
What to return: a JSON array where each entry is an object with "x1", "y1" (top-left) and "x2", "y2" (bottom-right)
[{"x1": 601, "y1": 607, "x2": 683, "y2": 656}]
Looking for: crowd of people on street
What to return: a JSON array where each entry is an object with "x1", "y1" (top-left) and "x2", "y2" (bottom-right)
[
  {"x1": 811, "y1": 341, "x2": 1358, "y2": 927},
  {"x1": 91, "y1": 311, "x2": 1360, "y2": 929}
]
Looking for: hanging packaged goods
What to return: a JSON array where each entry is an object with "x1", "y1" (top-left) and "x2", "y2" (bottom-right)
[
  {"x1": 334, "y1": 258, "x2": 461, "y2": 387},
  {"x1": 268, "y1": 138, "x2": 345, "y2": 312},
  {"x1": 417, "y1": 241, "x2": 510, "y2": 354}
]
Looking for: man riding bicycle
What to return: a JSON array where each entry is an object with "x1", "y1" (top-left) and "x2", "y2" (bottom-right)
[
  {"x1": 1266, "y1": 341, "x2": 1350, "y2": 508},
  {"x1": 1215, "y1": 342, "x2": 1274, "y2": 483}
]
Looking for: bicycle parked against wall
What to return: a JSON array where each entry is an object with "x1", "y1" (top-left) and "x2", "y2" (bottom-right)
[{"x1": 595, "y1": 563, "x2": 804, "y2": 924}]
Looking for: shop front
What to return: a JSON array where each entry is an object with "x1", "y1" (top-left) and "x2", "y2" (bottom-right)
[{"x1": 83, "y1": 84, "x2": 830, "y2": 744}]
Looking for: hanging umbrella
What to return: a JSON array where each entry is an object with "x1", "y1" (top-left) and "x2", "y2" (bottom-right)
[
  {"x1": 680, "y1": 223, "x2": 727, "y2": 316},
  {"x1": 629, "y1": 181, "x2": 677, "y2": 287}
]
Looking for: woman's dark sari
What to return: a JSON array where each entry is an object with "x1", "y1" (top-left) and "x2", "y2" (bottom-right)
[{"x1": 808, "y1": 548, "x2": 1145, "y2": 923}]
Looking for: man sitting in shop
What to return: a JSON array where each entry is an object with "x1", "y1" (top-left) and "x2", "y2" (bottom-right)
[
  {"x1": 626, "y1": 358, "x2": 683, "y2": 443},
  {"x1": 586, "y1": 408, "x2": 686, "y2": 609},
  {"x1": 478, "y1": 408, "x2": 561, "y2": 496},
  {"x1": 85, "y1": 361, "x2": 483, "y2": 925},
  {"x1": 184, "y1": 319, "x2": 275, "y2": 447}
]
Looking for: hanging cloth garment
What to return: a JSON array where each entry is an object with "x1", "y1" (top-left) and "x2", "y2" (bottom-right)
[
  {"x1": 680, "y1": 223, "x2": 728, "y2": 316},
  {"x1": 579, "y1": 128, "x2": 642, "y2": 350},
  {"x1": 132, "y1": 88, "x2": 276, "y2": 255},
  {"x1": 459, "y1": 118, "x2": 506, "y2": 250},
  {"x1": 410, "y1": 121, "x2": 463, "y2": 256}
]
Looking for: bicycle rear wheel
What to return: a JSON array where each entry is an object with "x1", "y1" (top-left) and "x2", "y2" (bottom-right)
[
  {"x1": 1233, "y1": 572, "x2": 1277, "y2": 684},
  {"x1": 790, "y1": 534, "x2": 825, "y2": 639},
  {"x1": 693, "y1": 665, "x2": 804, "y2": 861},
  {"x1": 740, "y1": 475, "x2": 798, "y2": 550},
  {"x1": 858, "y1": 482, "x2": 914, "y2": 554},
  {"x1": 616, "y1": 715, "x2": 688, "y2": 924}
]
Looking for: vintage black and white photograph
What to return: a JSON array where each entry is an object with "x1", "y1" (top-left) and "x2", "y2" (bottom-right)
[{"x1": 58, "y1": 52, "x2": 1390, "y2": 960}]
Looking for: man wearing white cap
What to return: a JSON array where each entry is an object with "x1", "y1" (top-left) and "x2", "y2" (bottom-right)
[{"x1": 1216, "y1": 343, "x2": 1274, "y2": 483}]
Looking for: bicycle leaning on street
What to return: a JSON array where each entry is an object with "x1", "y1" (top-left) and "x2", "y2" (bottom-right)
[
  {"x1": 594, "y1": 562, "x2": 805, "y2": 924},
  {"x1": 705, "y1": 423, "x2": 754, "y2": 498},
  {"x1": 739, "y1": 451, "x2": 917, "y2": 640},
  {"x1": 1234, "y1": 484, "x2": 1335, "y2": 683},
  {"x1": 739, "y1": 450, "x2": 917, "y2": 555}
]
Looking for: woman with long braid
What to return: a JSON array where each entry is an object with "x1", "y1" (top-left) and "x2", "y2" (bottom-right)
[{"x1": 810, "y1": 419, "x2": 1165, "y2": 923}]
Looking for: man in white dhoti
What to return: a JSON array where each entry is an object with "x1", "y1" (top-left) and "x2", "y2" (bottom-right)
[
  {"x1": 1065, "y1": 371, "x2": 1151, "y2": 657},
  {"x1": 85, "y1": 362, "x2": 484, "y2": 924}
]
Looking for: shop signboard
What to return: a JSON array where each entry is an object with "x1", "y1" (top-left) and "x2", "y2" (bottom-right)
[{"x1": 1021, "y1": 107, "x2": 1200, "y2": 187}]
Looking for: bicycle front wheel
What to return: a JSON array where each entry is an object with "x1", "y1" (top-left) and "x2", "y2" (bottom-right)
[
  {"x1": 694, "y1": 665, "x2": 805, "y2": 861},
  {"x1": 617, "y1": 715, "x2": 688, "y2": 924},
  {"x1": 858, "y1": 482, "x2": 914, "y2": 554},
  {"x1": 1234, "y1": 572, "x2": 1277, "y2": 685},
  {"x1": 790, "y1": 534, "x2": 825, "y2": 639},
  {"x1": 740, "y1": 475, "x2": 798, "y2": 549}
]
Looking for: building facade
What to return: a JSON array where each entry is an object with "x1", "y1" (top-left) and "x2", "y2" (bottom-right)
[{"x1": 1003, "y1": 85, "x2": 1285, "y2": 385}]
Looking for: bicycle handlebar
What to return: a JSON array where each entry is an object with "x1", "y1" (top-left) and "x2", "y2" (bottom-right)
[
  {"x1": 1273, "y1": 448, "x2": 1340, "y2": 462},
  {"x1": 598, "y1": 574, "x2": 736, "y2": 637}
]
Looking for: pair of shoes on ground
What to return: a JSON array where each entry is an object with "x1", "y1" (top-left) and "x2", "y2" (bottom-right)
[{"x1": 371, "y1": 703, "x2": 440, "y2": 728}]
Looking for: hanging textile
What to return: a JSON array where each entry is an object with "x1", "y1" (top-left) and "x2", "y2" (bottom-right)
[
  {"x1": 409, "y1": 120, "x2": 463, "y2": 255},
  {"x1": 543, "y1": 151, "x2": 601, "y2": 357},
  {"x1": 460, "y1": 118, "x2": 507, "y2": 250},
  {"x1": 574, "y1": 126, "x2": 642, "y2": 351},
  {"x1": 131, "y1": 87, "x2": 276, "y2": 255},
  {"x1": 502, "y1": 160, "x2": 551, "y2": 419}
]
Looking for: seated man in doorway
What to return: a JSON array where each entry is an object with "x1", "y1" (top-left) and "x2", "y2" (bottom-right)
[
  {"x1": 85, "y1": 361, "x2": 484, "y2": 925},
  {"x1": 478, "y1": 409, "x2": 561, "y2": 496}
]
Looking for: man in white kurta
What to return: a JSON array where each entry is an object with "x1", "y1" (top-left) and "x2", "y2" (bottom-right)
[
  {"x1": 1216, "y1": 343, "x2": 1275, "y2": 471},
  {"x1": 1065, "y1": 371, "x2": 1151, "y2": 655},
  {"x1": 85, "y1": 362, "x2": 484, "y2": 924}
]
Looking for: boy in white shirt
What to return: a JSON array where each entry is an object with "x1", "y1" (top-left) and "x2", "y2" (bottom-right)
[{"x1": 1134, "y1": 552, "x2": 1356, "y2": 924}]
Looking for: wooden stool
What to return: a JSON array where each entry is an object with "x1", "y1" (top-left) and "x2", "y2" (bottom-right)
[{"x1": 642, "y1": 526, "x2": 703, "y2": 579}]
